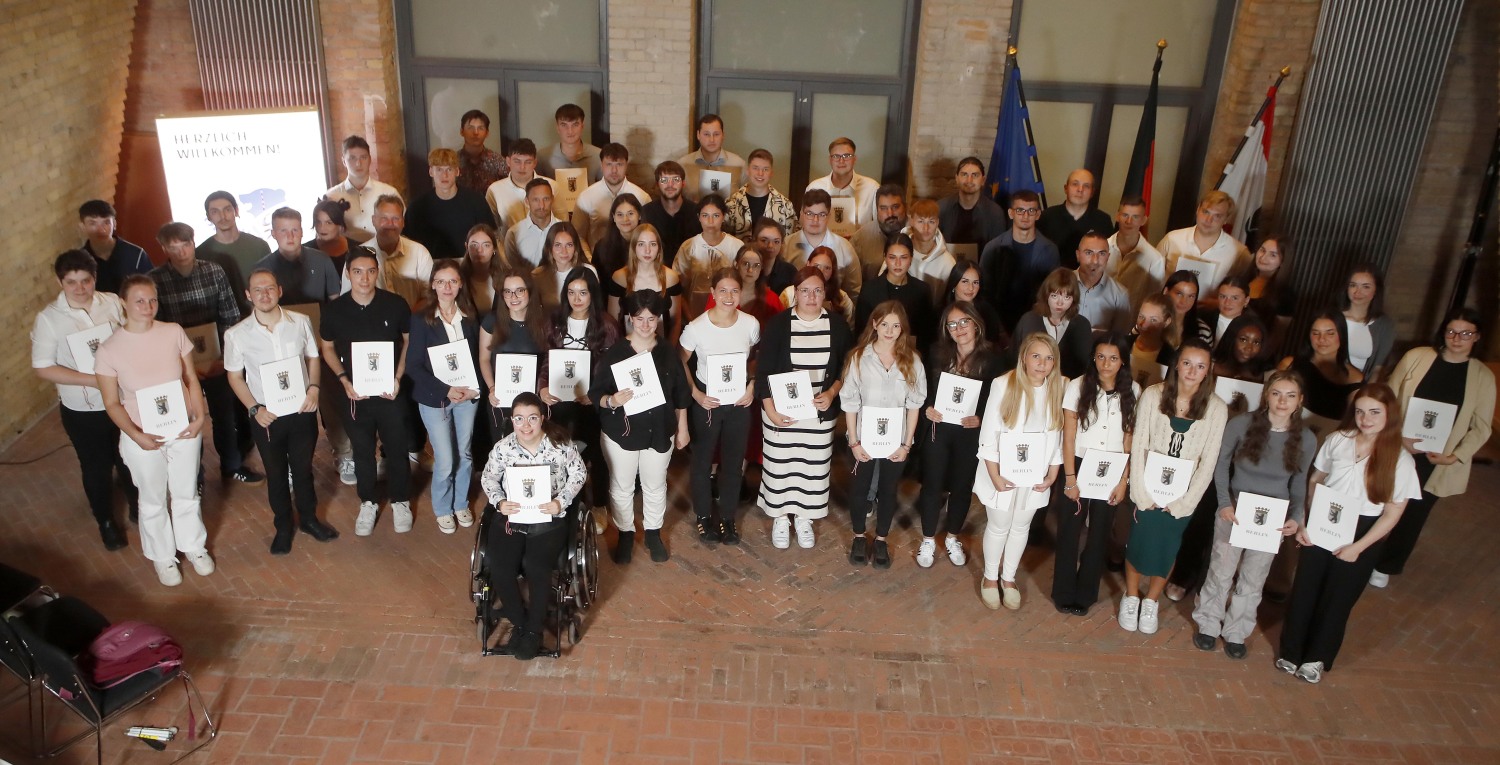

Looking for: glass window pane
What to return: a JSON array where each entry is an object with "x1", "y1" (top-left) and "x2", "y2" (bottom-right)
[
  {"x1": 710, "y1": 0, "x2": 905, "y2": 77},
  {"x1": 1025, "y1": 101, "x2": 1093, "y2": 206},
  {"x1": 1019, "y1": 1, "x2": 1218, "y2": 87},
  {"x1": 718, "y1": 89, "x2": 796, "y2": 194},
  {"x1": 413, "y1": 0, "x2": 599, "y2": 65},
  {"x1": 426, "y1": 77, "x2": 501, "y2": 153},
  {"x1": 810, "y1": 93, "x2": 888, "y2": 184},
  {"x1": 516, "y1": 81, "x2": 593, "y2": 147},
  {"x1": 1099, "y1": 105, "x2": 1190, "y2": 242}
]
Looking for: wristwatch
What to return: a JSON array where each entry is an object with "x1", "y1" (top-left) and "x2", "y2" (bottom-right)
[{"x1": 249, "y1": 404, "x2": 263, "y2": 417}]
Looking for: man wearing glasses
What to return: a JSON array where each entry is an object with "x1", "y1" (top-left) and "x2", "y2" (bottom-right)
[
  {"x1": 641, "y1": 161, "x2": 701, "y2": 265},
  {"x1": 806, "y1": 137, "x2": 879, "y2": 231},
  {"x1": 782, "y1": 189, "x2": 862, "y2": 299},
  {"x1": 979, "y1": 189, "x2": 1059, "y2": 331}
]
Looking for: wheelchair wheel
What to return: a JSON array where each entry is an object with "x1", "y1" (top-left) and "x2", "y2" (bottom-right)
[
  {"x1": 571, "y1": 507, "x2": 599, "y2": 609},
  {"x1": 470, "y1": 509, "x2": 496, "y2": 651}
]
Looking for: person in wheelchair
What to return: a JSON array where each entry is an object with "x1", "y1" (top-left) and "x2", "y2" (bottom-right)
[{"x1": 479, "y1": 391, "x2": 587, "y2": 660}]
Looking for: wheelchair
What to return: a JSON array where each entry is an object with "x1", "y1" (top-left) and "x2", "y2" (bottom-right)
[{"x1": 469, "y1": 499, "x2": 599, "y2": 657}]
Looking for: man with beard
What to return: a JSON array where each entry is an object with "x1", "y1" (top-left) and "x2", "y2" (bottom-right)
[
  {"x1": 939, "y1": 157, "x2": 1009, "y2": 252},
  {"x1": 641, "y1": 161, "x2": 701, "y2": 266},
  {"x1": 851, "y1": 185, "x2": 907, "y2": 284}
]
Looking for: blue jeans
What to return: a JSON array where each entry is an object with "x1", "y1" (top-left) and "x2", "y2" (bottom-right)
[{"x1": 419, "y1": 400, "x2": 477, "y2": 516}]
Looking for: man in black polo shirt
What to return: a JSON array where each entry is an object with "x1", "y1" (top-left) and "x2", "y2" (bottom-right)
[
  {"x1": 318, "y1": 249, "x2": 413, "y2": 537},
  {"x1": 641, "y1": 160, "x2": 701, "y2": 267},
  {"x1": 255, "y1": 207, "x2": 341, "y2": 306},
  {"x1": 1037, "y1": 169, "x2": 1114, "y2": 269},
  {"x1": 77, "y1": 199, "x2": 151, "y2": 294}
]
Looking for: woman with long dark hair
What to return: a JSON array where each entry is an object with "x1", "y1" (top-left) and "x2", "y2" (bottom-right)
[
  {"x1": 1052, "y1": 332, "x2": 1139, "y2": 615},
  {"x1": 734, "y1": 244, "x2": 784, "y2": 326},
  {"x1": 533, "y1": 221, "x2": 595, "y2": 309},
  {"x1": 407, "y1": 260, "x2": 482, "y2": 533},
  {"x1": 943, "y1": 259, "x2": 1006, "y2": 350},
  {"x1": 1241, "y1": 234, "x2": 1295, "y2": 352},
  {"x1": 1337, "y1": 263, "x2": 1394, "y2": 380},
  {"x1": 1164, "y1": 270, "x2": 1211, "y2": 347},
  {"x1": 676, "y1": 194, "x2": 744, "y2": 320},
  {"x1": 1012, "y1": 268, "x2": 1093, "y2": 379},
  {"x1": 593, "y1": 193, "x2": 644, "y2": 284},
  {"x1": 1277, "y1": 309, "x2": 1363, "y2": 438},
  {"x1": 461, "y1": 223, "x2": 506, "y2": 315},
  {"x1": 1277, "y1": 384, "x2": 1421, "y2": 683},
  {"x1": 307, "y1": 197, "x2": 358, "y2": 274},
  {"x1": 479, "y1": 269, "x2": 549, "y2": 438}
]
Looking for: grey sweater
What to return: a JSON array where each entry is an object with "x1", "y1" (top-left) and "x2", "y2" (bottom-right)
[{"x1": 1213, "y1": 413, "x2": 1318, "y2": 523}]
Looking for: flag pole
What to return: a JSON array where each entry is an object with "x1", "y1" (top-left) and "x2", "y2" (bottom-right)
[
  {"x1": 1215, "y1": 66, "x2": 1291, "y2": 189},
  {"x1": 1009, "y1": 45, "x2": 1048, "y2": 208},
  {"x1": 1445, "y1": 122, "x2": 1500, "y2": 318}
]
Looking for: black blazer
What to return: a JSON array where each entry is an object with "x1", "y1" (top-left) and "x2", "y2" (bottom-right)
[
  {"x1": 406, "y1": 312, "x2": 480, "y2": 408},
  {"x1": 754, "y1": 308, "x2": 854, "y2": 423},
  {"x1": 1013, "y1": 311, "x2": 1093, "y2": 380}
]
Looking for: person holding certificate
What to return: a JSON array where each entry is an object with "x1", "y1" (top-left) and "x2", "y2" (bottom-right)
[
  {"x1": 1052, "y1": 333, "x2": 1140, "y2": 615},
  {"x1": 225, "y1": 268, "x2": 336, "y2": 555},
  {"x1": 756, "y1": 267, "x2": 854, "y2": 550},
  {"x1": 532, "y1": 222, "x2": 596, "y2": 309},
  {"x1": 1118, "y1": 338, "x2": 1227, "y2": 634},
  {"x1": 1191, "y1": 370, "x2": 1315, "y2": 658},
  {"x1": 407, "y1": 260, "x2": 483, "y2": 534},
  {"x1": 591, "y1": 289, "x2": 690, "y2": 563},
  {"x1": 607, "y1": 224, "x2": 684, "y2": 335},
  {"x1": 681, "y1": 268, "x2": 760, "y2": 545},
  {"x1": 478, "y1": 392, "x2": 587, "y2": 661},
  {"x1": 94, "y1": 275, "x2": 212, "y2": 586},
  {"x1": 975, "y1": 333, "x2": 1065, "y2": 611},
  {"x1": 1337, "y1": 264, "x2": 1395, "y2": 380},
  {"x1": 1372, "y1": 308, "x2": 1494, "y2": 589},
  {"x1": 1277, "y1": 309, "x2": 1364, "y2": 438},
  {"x1": 1278, "y1": 384, "x2": 1421, "y2": 683},
  {"x1": 915, "y1": 301, "x2": 1008, "y2": 568},
  {"x1": 31, "y1": 250, "x2": 135, "y2": 550},
  {"x1": 674, "y1": 194, "x2": 744, "y2": 321},
  {"x1": 479, "y1": 270, "x2": 549, "y2": 439},
  {"x1": 841, "y1": 301, "x2": 927, "y2": 568}
]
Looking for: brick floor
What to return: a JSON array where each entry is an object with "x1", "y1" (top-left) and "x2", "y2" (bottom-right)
[{"x1": 0, "y1": 409, "x2": 1496, "y2": 764}]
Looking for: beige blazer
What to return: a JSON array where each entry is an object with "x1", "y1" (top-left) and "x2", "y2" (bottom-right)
[{"x1": 1389, "y1": 346, "x2": 1496, "y2": 497}]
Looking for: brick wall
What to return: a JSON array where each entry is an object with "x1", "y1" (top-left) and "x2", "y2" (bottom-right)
[
  {"x1": 1, "y1": 0, "x2": 139, "y2": 448},
  {"x1": 606, "y1": 0, "x2": 697, "y2": 189},
  {"x1": 121, "y1": 0, "x2": 199, "y2": 133},
  {"x1": 319, "y1": 0, "x2": 407, "y2": 192}
]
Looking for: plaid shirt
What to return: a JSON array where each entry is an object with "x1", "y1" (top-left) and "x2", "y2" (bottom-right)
[
  {"x1": 480, "y1": 434, "x2": 587, "y2": 510},
  {"x1": 150, "y1": 260, "x2": 242, "y2": 336}
]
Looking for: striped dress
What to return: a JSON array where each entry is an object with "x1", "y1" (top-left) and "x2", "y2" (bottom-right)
[{"x1": 759, "y1": 313, "x2": 835, "y2": 519}]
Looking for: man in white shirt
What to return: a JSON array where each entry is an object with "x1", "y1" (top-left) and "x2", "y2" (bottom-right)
[
  {"x1": 343, "y1": 195, "x2": 434, "y2": 308},
  {"x1": 903, "y1": 198, "x2": 956, "y2": 300},
  {"x1": 851, "y1": 185, "x2": 907, "y2": 283},
  {"x1": 572, "y1": 142, "x2": 649, "y2": 248},
  {"x1": 537, "y1": 103, "x2": 602, "y2": 185},
  {"x1": 677, "y1": 114, "x2": 745, "y2": 202},
  {"x1": 1106, "y1": 195, "x2": 1166, "y2": 313},
  {"x1": 324, "y1": 135, "x2": 400, "y2": 244},
  {"x1": 782, "y1": 189, "x2": 861, "y2": 300},
  {"x1": 1074, "y1": 231, "x2": 1133, "y2": 335},
  {"x1": 505, "y1": 179, "x2": 564, "y2": 268},
  {"x1": 485, "y1": 139, "x2": 554, "y2": 235},
  {"x1": 1156, "y1": 190, "x2": 1252, "y2": 298},
  {"x1": 806, "y1": 137, "x2": 879, "y2": 233}
]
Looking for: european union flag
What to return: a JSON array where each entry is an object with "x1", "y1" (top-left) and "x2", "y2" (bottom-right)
[{"x1": 986, "y1": 61, "x2": 1045, "y2": 208}]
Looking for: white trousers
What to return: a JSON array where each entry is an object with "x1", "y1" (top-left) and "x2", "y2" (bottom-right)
[
  {"x1": 981, "y1": 490, "x2": 1043, "y2": 581},
  {"x1": 118, "y1": 434, "x2": 207, "y2": 563},
  {"x1": 601, "y1": 435, "x2": 671, "y2": 532}
]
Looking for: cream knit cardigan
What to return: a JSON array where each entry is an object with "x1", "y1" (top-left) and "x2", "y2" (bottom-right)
[{"x1": 1128, "y1": 383, "x2": 1228, "y2": 518}]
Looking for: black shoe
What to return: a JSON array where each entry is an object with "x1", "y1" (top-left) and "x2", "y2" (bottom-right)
[
  {"x1": 270, "y1": 532, "x2": 293, "y2": 556},
  {"x1": 299, "y1": 519, "x2": 340, "y2": 542},
  {"x1": 225, "y1": 468, "x2": 265, "y2": 485},
  {"x1": 696, "y1": 517, "x2": 720, "y2": 543},
  {"x1": 848, "y1": 536, "x2": 868, "y2": 565},
  {"x1": 871, "y1": 539, "x2": 891, "y2": 569},
  {"x1": 613, "y1": 531, "x2": 634, "y2": 564},
  {"x1": 503, "y1": 621, "x2": 526, "y2": 652},
  {"x1": 1054, "y1": 601, "x2": 1074, "y2": 615},
  {"x1": 513, "y1": 630, "x2": 542, "y2": 661},
  {"x1": 1193, "y1": 633, "x2": 1217, "y2": 651},
  {"x1": 720, "y1": 519, "x2": 740, "y2": 545},
  {"x1": 1068, "y1": 604, "x2": 1089, "y2": 616},
  {"x1": 1223, "y1": 641, "x2": 1248, "y2": 660},
  {"x1": 1263, "y1": 589, "x2": 1288, "y2": 604},
  {"x1": 645, "y1": 530, "x2": 669, "y2": 562},
  {"x1": 98, "y1": 521, "x2": 127, "y2": 551}
]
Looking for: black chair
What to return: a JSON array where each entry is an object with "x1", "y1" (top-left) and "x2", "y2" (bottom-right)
[
  {"x1": 470, "y1": 499, "x2": 597, "y2": 657},
  {"x1": 0, "y1": 595, "x2": 109, "y2": 757},
  {"x1": 11, "y1": 615, "x2": 216, "y2": 764},
  {"x1": 0, "y1": 562, "x2": 47, "y2": 613}
]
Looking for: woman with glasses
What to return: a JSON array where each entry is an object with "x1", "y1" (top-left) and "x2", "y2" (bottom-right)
[
  {"x1": 479, "y1": 391, "x2": 587, "y2": 660},
  {"x1": 1337, "y1": 264, "x2": 1394, "y2": 381},
  {"x1": 1012, "y1": 268, "x2": 1093, "y2": 379},
  {"x1": 778, "y1": 246, "x2": 855, "y2": 329},
  {"x1": 757, "y1": 266, "x2": 853, "y2": 550},
  {"x1": 1370, "y1": 308, "x2": 1494, "y2": 589},
  {"x1": 591, "y1": 289, "x2": 690, "y2": 564},
  {"x1": 1277, "y1": 309, "x2": 1364, "y2": 439},
  {"x1": 479, "y1": 270, "x2": 549, "y2": 438},
  {"x1": 915, "y1": 301, "x2": 1008, "y2": 569},
  {"x1": 533, "y1": 222, "x2": 595, "y2": 309},
  {"x1": 943, "y1": 259, "x2": 1006, "y2": 350},
  {"x1": 407, "y1": 260, "x2": 482, "y2": 533}
]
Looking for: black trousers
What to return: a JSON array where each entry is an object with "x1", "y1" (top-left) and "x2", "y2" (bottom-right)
[
  {"x1": 1167, "y1": 482, "x2": 1221, "y2": 591},
  {"x1": 1376, "y1": 457, "x2": 1438, "y2": 576},
  {"x1": 688, "y1": 401, "x2": 752, "y2": 522},
  {"x1": 58, "y1": 406, "x2": 136, "y2": 524},
  {"x1": 248, "y1": 412, "x2": 319, "y2": 534},
  {"x1": 916, "y1": 422, "x2": 979, "y2": 537},
  {"x1": 342, "y1": 395, "x2": 411, "y2": 502},
  {"x1": 487, "y1": 515, "x2": 567, "y2": 635},
  {"x1": 849, "y1": 457, "x2": 903, "y2": 536},
  {"x1": 1279, "y1": 515, "x2": 1383, "y2": 670},
  {"x1": 548, "y1": 401, "x2": 609, "y2": 508},
  {"x1": 201, "y1": 373, "x2": 253, "y2": 474},
  {"x1": 1051, "y1": 456, "x2": 1117, "y2": 608}
]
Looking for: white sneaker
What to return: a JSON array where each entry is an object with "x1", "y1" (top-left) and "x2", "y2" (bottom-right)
[
  {"x1": 916, "y1": 538, "x2": 936, "y2": 568},
  {"x1": 355, "y1": 501, "x2": 379, "y2": 536},
  {"x1": 154, "y1": 560, "x2": 182, "y2": 587},
  {"x1": 944, "y1": 536, "x2": 967, "y2": 566},
  {"x1": 1165, "y1": 584, "x2": 1188, "y2": 602},
  {"x1": 592, "y1": 507, "x2": 608, "y2": 535},
  {"x1": 1369, "y1": 570, "x2": 1390, "y2": 589},
  {"x1": 1139, "y1": 598, "x2": 1161, "y2": 634},
  {"x1": 392, "y1": 501, "x2": 413, "y2": 533},
  {"x1": 338, "y1": 458, "x2": 357, "y2": 486},
  {"x1": 1118, "y1": 595, "x2": 1140, "y2": 632},
  {"x1": 187, "y1": 551, "x2": 215, "y2": 576},
  {"x1": 455, "y1": 508, "x2": 474, "y2": 528},
  {"x1": 793, "y1": 517, "x2": 815, "y2": 549},
  {"x1": 436, "y1": 514, "x2": 457, "y2": 534},
  {"x1": 1295, "y1": 661, "x2": 1325, "y2": 684},
  {"x1": 771, "y1": 516, "x2": 791, "y2": 549}
]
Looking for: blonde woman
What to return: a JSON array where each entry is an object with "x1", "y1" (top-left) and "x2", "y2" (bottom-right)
[{"x1": 975, "y1": 332, "x2": 1065, "y2": 611}]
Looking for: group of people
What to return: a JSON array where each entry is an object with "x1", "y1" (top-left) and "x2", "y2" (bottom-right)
[{"x1": 33, "y1": 104, "x2": 1493, "y2": 667}]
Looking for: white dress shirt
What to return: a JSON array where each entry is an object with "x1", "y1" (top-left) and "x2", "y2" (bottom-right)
[
  {"x1": 222, "y1": 307, "x2": 320, "y2": 405},
  {"x1": 31, "y1": 291, "x2": 125, "y2": 412},
  {"x1": 506, "y1": 215, "x2": 565, "y2": 268},
  {"x1": 324, "y1": 178, "x2": 401, "y2": 243}
]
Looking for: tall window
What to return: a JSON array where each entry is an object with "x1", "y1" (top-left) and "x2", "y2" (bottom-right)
[
  {"x1": 394, "y1": 0, "x2": 608, "y2": 192},
  {"x1": 697, "y1": 0, "x2": 920, "y2": 198},
  {"x1": 1013, "y1": 0, "x2": 1235, "y2": 239}
]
